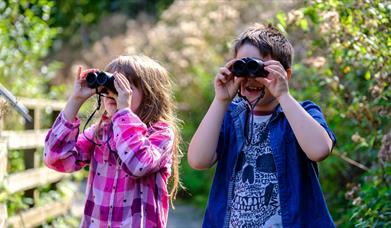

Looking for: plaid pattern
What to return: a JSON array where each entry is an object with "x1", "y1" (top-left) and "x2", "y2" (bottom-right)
[{"x1": 44, "y1": 108, "x2": 173, "y2": 228}]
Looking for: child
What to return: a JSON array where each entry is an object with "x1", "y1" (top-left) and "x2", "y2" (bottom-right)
[
  {"x1": 188, "y1": 24, "x2": 336, "y2": 227},
  {"x1": 44, "y1": 55, "x2": 181, "y2": 227}
]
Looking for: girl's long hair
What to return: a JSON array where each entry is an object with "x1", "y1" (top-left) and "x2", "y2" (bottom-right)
[{"x1": 94, "y1": 55, "x2": 183, "y2": 206}]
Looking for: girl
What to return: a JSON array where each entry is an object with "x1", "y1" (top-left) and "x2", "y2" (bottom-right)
[{"x1": 44, "y1": 55, "x2": 182, "y2": 227}]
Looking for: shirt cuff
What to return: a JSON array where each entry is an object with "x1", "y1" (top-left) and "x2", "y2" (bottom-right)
[
  {"x1": 112, "y1": 108, "x2": 146, "y2": 130},
  {"x1": 112, "y1": 108, "x2": 141, "y2": 122},
  {"x1": 59, "y1": 112, "x2": 80, "y2": 129}
]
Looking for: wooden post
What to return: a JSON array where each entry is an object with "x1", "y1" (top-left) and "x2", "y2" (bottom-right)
[
  {"x1": 0, "y1": 139, "x2": 8, "y2": 228},
  {"x1": 24, "y1": 109, "x2": 38, "y2": 204},
  {"x1": 33, "y1": 108, "x2": 42, "y2": 203}
]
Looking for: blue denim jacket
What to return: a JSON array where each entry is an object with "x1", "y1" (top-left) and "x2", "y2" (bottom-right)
[{"x1": 202, "y1": 99, "x2": 336, "y2": 228}]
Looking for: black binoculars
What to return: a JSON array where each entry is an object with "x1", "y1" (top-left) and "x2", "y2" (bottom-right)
[
  {"x1": 231, "y1": 57, "x2": 268, "y2": 78},
  {"x1": 86, "y1": 71, "x2": 117, "y2": 94}
]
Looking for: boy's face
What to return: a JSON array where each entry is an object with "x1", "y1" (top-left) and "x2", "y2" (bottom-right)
[{"x1": 236, "y1": 44, "x2": 279, "y2": 111}]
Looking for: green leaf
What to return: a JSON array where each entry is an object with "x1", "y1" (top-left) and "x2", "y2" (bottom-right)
[
  {"x1": 276, "y1": 11, "x2": 286, "y2": 28},
  {"x1": 299, "y1": 18, "x2": 308, "y2": 31},
  {"x1": 364, "y1": 71, "x2": 371, "y2": 80}
]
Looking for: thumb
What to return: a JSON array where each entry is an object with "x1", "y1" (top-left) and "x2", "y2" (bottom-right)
[{"x1": 233, "y1": 77, "x2": 244, "y2": 88}]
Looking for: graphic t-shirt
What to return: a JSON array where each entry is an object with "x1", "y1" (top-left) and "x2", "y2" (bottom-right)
[{"x1": 229, "y1": 114, "x2": 282, "y2": 228}]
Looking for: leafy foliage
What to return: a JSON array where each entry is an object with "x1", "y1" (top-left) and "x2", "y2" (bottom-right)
[
  {"x1": 276, "y1": 0, "x2": 390, "y2": 225},
  {"x1": 0, "y1": 0, "x2": 61, "y2": 98},
  {"x1": 49, "y1": 0, "x2": 174, "y2": 48}
]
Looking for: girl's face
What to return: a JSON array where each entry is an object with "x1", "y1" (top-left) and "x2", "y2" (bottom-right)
[
  {"x1": 103, "y1": 82, "x2": 143, "y2": 117},
  {"x1": 236, "y1": 43, "x2": 278, "y2": 111}
]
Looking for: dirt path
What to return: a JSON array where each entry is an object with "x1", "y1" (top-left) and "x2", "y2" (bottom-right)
[{"x1": 167, "y1": 201, "x2": 203, "y2": 228}]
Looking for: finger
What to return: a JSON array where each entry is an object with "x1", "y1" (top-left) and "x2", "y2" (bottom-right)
[
  {"x1": 266, "y1": 65, "x2": 286, "y2": 77},
  {"x1": 113, "y1": 79, "x2": 122, "y2": 93},
  {"x1": 218, "y1": 68, "x2": 233, "y2": 82},
  {"x1": 219, "y1": 67, "x2": 232, "y2": 76},
  {"x1": 80, "y1": 68, "x2": 99, "y2": 79},
  {"x1": 76, "y1": 65, "x2": 82, "y2": 80},
  {"x1": 113, "y1": 72, "x2": 128, "y2": 92},
  {"x1": 113, "y1": 74, "x2": 126, "y2": 92},
  {"x1": 264, "y1": 59, "x2": 282, "y2": 66},
  {"x1": 257, "y1": 77, "x2": 272, "y2": 87},
  {"x1": 115, "y1": 72, "x2": 131, "y2": 90},
  {"x1": 114, "y1": 73, "x2": 132, "y2": 95},
  {"x1": 264, "y1": 66, "x2": 282, "y2": 79},
  {"x1": 225, "y1": 58, "x2": 238, "y2": 68},
  {"x1": 216, "y1": 73, "x2": 228, "y2": 84},
  {"x1": 264, "y1": 60, "x2": 284, "y2": 70}
]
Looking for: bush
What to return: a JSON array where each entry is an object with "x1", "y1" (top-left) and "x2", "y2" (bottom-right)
[{"x1": 276, "y1": 0, "x2": 390, "y2": 225}]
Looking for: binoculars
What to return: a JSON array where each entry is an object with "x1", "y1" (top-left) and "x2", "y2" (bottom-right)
[
  {"x1": 231, "y1": 57, "x2": 268, "y2": 78},
  {"x1": 86, "y1": 71, "x2": 117, "y2": 94}
]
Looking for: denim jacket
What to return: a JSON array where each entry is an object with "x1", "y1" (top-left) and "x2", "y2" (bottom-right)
[{"x1": 202, "y1": 99, "x2": 336, "y2": 228}]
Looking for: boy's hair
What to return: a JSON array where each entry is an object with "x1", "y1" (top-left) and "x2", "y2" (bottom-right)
[
  {"x1": 97, "y1": 55, "x2": 183, "y2": 205},
  {"x1": 233, "y1": 24, "x2": 293, "y2": 70}
]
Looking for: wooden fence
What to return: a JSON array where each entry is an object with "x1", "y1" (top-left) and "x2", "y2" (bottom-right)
[{"x1": 0, "y1": 98, "x2": 82, "y2": 228}]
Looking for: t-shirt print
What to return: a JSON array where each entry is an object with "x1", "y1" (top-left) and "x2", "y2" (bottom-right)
[{"x1": 229, "y1": 114, "x2": 282, "y2": 228}]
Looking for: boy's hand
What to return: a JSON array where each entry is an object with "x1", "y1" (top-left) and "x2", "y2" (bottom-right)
[
  {"x1": 214, "y1": 59, "x2": 244, "y2": 103},
  {"x1": 70, "y1": 66, "x2": 96, "y2": 103},
  {"x1": 257, "y1": 60, "x2": 290, "y2": 101},
  {"x1": 113, "y1": 72, "x2": 132, "y2": 110}
]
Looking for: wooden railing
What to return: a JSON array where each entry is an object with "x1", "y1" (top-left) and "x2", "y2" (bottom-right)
[{"x1": 0, "y1": 98, "x2": 82, "y2": 228}]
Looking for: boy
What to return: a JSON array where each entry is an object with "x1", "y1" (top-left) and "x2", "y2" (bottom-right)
[{"x1": 188, "y1": 24, "x2": 336, "y2": 227}]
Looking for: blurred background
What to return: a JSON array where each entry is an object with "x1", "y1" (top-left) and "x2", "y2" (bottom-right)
[{"x1": 0, "y1": 0, "x2": 389, "y2": 227}]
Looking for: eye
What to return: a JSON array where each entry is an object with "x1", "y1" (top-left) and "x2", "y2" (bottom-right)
[
  {"x1": 235, "y1": 151, "x2": 245, "y2": 173},
  {"x1": 256, "y1": 154, "x2": 276, "y2": 173}
]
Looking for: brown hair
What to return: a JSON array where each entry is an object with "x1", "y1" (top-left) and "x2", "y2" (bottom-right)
[
  {"x1": 233, "y1": 23, "x2": 293, "y2": 70},
  {"x1": 95, "y1": 55, "x2": 182, "y2": 205}
]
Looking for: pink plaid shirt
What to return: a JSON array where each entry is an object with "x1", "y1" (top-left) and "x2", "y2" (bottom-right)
[{"x1": 44, "y1": 108, "x2": 173, "y2": 228}]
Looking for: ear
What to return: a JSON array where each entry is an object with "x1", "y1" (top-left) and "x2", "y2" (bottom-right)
[{"x1": 286, "y1": 68, "x2": 292, "y2": 80}]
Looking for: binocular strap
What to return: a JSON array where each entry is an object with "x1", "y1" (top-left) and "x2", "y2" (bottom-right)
[
  {"x1": 238, "y1": 88, "x2": 265, "y2": 145},
  {"x1": 82, "y1": 89, "x2": 103, "y2": 146}
]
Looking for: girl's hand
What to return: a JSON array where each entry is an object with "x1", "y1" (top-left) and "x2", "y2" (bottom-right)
[
  {"x1": 257, "y1": 60, "x2": 290, "y2": 101},
  {"x1": 113, "y1": 72, "x2": 132, "y2": 110},
  {"x1": 70, "y1": 66, "x2": 96, "y2": 103},
  {"x1": 214, "y1": 59, "x2": 244, "y2": 103}
]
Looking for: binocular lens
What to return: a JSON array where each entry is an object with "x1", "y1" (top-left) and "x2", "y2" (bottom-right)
[
  {"x1": 86, "y1": 72, "x2": 98, "y2": 87},
  {"x1": 85, "y1": 71, "x2": 117, "y2": 94},
  {"x1": 232, "y1": 59, "x2": 247, "y2": 76},
  {"x1": 231, "y1": 58, "x2": 268, "y2": 78},
  {"x1": 247, "y1": 59, "x2": 261, "y2": 74},
  {"x1": 97, "y1": 72, "x2": 109, "y2": 85}
]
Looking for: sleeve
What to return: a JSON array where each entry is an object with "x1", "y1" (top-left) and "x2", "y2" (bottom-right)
[
  {"x1": 302, "y1": 101, "x2": 337, "y2": 151},
  {"x1": 112, "y1": 108, "x2": 174, "y2": 178},
  {"x1": 43, "y1": 112, "x2": 95, "y2": 173}
]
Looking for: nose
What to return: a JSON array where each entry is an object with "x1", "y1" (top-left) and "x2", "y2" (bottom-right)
[
  {"x1": 242, "y1": 165, "x2": 254, "y2": 184},
  {"x1": 105, "y1": 90, "x2": 117, "y2": 98}
]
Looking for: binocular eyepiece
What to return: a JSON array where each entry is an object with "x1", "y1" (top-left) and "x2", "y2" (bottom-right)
[
  {"x1": 86, "y1": 71, "x2": 117, "y2": 94},
  {"x1": 232, "y1": 57, "x2": 268, "y2": 78}
]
